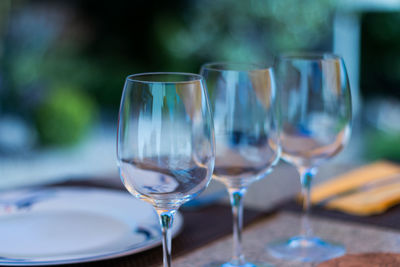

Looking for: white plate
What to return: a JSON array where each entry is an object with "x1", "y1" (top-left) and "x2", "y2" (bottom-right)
[{"x1": 0, "y1": 187, "x2": 183, "y2": 265}]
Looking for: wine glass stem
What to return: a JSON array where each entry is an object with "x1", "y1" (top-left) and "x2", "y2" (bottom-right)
[
  {"x1": 228, "y1": 188, "x2": 247, "y2": 265},
  {"x1": 156, "y1": 209, "x2": 176, "y2": 267},
  {"x1": 299, "y1": 168, "x2": 315, "y2": 238}
]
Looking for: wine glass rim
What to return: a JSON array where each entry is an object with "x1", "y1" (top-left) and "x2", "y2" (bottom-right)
[
  {"x1": 126, "y1": 72, "x2": 204, "y2": 84},
  {"x1": 201, "y1": 61, "x2": 271, "y2": 72},
  {"x1": 278, "y1": 52, "x2": 342, "y2": 61}
]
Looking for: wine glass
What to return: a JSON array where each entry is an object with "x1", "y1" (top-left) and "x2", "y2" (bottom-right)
[
  {"x1": 267, "y1": 53, "x2": 352, "y2": 262},
  {"x1": 117, "y1": 72, "x2": 215, "y2": 267},
  {"x1": 201, "y1": 63, "x2": 280, "y2": 267}
]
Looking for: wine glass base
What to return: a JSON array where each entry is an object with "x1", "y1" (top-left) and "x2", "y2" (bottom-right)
[
  {"x1": 267, "y1": 235, "x2": 345, "y2": 262},
  {"x1": 204, "y1": 261, "x2": 274, "y2": 267}
]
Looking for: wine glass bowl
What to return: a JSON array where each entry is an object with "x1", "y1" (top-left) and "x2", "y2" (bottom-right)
[
  {"x1": 267, "y1": 53, "x2": 352, "y2": 262},
  {"x1": 203, "y1": 63, "x2": 280, "y2": 189},
  {"x1": 201, "y1": 62, "x2": 280, "y2": 267},
  {"x1": 279, "y1": 53, "x2": 351, "y2": 169},
  {"x1": 117, "y1": 72, "x2": 215, "y2": 266}
]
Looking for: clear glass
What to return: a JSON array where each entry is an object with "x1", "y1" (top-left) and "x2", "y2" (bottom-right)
[
  {"x1": 201, "y1": 63, "x2": 280, "y2": 267},
  {"x1": 267, "y1": 53, "x2": 352, "y2": 262},
  {"x1": 117, "y1": 72, "x2": 215, "y2": 267}
]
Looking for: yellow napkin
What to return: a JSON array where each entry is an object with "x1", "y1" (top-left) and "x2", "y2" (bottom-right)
[{"x1": 311, "y1": 161, "x2": 400, "y2": 216}]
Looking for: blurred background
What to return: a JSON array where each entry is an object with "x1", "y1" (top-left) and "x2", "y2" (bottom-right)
[{"x1": 1, "y1": 0, "x2": 399, "y2": 190}]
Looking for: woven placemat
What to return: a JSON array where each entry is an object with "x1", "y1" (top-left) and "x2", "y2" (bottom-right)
[
  {"x1": 318, "y1": 253, "x2": 400, "y2": 267},
  {"x1": 280, "y1": 198, "x2": 400, "y2": 231}
]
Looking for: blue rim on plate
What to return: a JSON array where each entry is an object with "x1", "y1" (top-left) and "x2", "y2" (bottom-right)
[{"x1": 0, "y1": 187, "x2": 183, "y2": 266}]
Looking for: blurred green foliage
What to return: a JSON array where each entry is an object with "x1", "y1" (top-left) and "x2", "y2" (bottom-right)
[
  {"x1": 15, "y1": 0, "x2": 400, "y2": 154},
  {"x1": 34, "y1": 87, "x2": 96, "y2": 146},
  {"x1": 0, "y1": 0, "x2": 337, "y2": 148},
  {"x1": 155, "y1": 0, "x2": 335, "y2": 68},
  {"x1": 0, "y1": 1, "x2": 136, "y2": 147},
  {"x1": 366, "y1": 131, "x2": 400, "y2": 161},
  {"x1": 40, "y1": 50, "x2": 130, "y2": 111},
  {"x1": 361, "y1": 12, "x2": 400, "y2": 100},
  {"x1": 361, "y1": 12, "x2": 400, "y2": 161}
]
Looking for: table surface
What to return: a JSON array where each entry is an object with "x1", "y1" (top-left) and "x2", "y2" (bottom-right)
[
  {"x1": 4, "y1": 159, "x2": 396, "y2": 267},
  {"x1": 174, "y1": 212, "x2": 400, "y2": 267}
]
